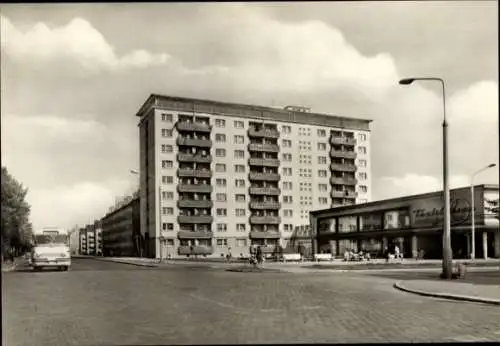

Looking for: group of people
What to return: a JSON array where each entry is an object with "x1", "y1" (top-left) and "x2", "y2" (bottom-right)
[
  {"x1": 343, "y1": 249, "x2": 371, "y2": 262},
  {"x1": 249, "y1": 245, "x2": 264, "y2": 267}
]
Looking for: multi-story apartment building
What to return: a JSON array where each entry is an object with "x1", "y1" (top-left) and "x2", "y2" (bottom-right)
[
  {"x1": 79, "y1": 221, "x2": 103, "y2": 256},
  {"x1": 136, "y1": 95, "x2": 372, "y2": 259}
]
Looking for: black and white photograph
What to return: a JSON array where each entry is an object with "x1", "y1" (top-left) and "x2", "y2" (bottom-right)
[{"x1": 1, "y1": 1, "x2": 499, "y2": 345}]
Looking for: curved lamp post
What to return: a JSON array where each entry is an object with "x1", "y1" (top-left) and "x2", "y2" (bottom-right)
[
  {"x1": 470, "y1": 163, "x2": 496, "y2": 260},
  {"x1": 399, "y1": 77, "x2": 452, "y2": 279}
]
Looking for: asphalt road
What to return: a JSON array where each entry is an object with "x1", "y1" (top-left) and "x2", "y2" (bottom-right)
[{"x1": 3, "y1": 258, "x2": 500, "y2": 346}]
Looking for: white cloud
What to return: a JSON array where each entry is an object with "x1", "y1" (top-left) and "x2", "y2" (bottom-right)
[{"x1": 0, "y1": 16, "x2": 169, "y2": 72}]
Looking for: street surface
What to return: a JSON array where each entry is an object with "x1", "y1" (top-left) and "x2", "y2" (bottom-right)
[{"x1": 3, "y1": 258, "x2": 500, "y2": 345}]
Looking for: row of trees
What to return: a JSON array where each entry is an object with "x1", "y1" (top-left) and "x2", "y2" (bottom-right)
[{"x1": 1, "y1": 166, "x2": 34, "y2": 259}]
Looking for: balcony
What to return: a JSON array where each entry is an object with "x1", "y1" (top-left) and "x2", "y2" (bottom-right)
[
  {"x1": 176, "y1": 121, "x2": 212, "y2": 133},
  {"x1": 330, "y1": 136, "x2": 357, "y2": 146},
  {"x1": 248, "y1": 143, "x2": 280, "y2": 153},
  {"x1": 176, "y1": 137, "x2": 212, "y2": 148},
  {"x1": 331, "y1": 190, "x2": 358, "y2": 199},
  {"x1": 178, "y1": 231, "x2": 214, "y2": 239},
  {"x1": 177, "y1": 169, "x2": 212, "y2": 179},
  {"x1": 177, "y1": 215, "x2": 213, "y2": 224},
  {"x1": 330, "y1": 163, "x2": 357, "y2": 173},
  {"x1": 249, "y1": 187, "x2": 281, "y2": 196},
  {"x1": 330, "y1": 177, "x2": 357, "y2": 185},
  {"x1": 177, "y1": 184, "x2": 212, "y2": 193},
  {"x1": 248, "y1": 158, "x2": 280, "y2": 167},
  {"x1": 249, "y1": 201, "x2": 281, "y2": 210},
  {"x1": 330, "y1": 150, "x2": 357, "y2": 159},
  {"x1": 178, "y1": 245, "x2": 214, "y2": 256},
  {"x1": 249, "y1": 215, "x2": 281, "y2": 224},
  {"x1": 177, "y1": 153, "x2": 212, "y2": 163},
  {"x1": 248, "y1": 128, "x2": 280, "y2": 139},
  {"x1": 177, "y1": 200, "x2": 213, "y2": 208},
  {"x1": 249, "y1": 172, "x2": 281, "y2": 182},
  {"x1": 249, "y1": 231, "x2": 281, "y2": 239}
]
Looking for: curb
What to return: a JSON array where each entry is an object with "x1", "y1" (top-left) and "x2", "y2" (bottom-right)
[
  {"x1": 80, "y1": 256, "x2": 158, "y2": 268},
  {"x1": 393, "y1": 281, "x2": 500, "y2": 306}
]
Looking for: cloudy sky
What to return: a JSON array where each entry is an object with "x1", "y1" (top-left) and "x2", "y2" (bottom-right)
[{"x1": 1, "y1": 2, "x2": 498, "y2": 231}]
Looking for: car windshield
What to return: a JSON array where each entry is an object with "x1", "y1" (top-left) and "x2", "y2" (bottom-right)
[{"x1": 34, "y1": 234, "x2": 69, "y2": 246}]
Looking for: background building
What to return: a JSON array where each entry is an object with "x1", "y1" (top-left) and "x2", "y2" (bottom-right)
[
  {"x1": 78, "y1": 221, "x2": 103, "y2": 256},
  {"x1": 310, "y1": 184, "x2": 500, "y2": 259},
  {"x1": 136, "y1": 94, "x2": 372, "y2": 259},
  {"x1": 101, "y1": 197, "x2": 141, "y2": 257}
]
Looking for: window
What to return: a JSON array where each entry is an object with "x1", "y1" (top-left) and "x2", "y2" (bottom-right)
[
  {"x1": 162, "y1": 223, "x2": 174, "y2": 231},
  {"x1": 282, "y1": 125, "x2": 291, "y2": 133},
  {"x1": 236, "y1": 224, "x2": 246, "y2": 232},
  {"x1": 162, "y1": 191, "x2": 174, "y2": 200},
  {"x1": 161, "y1": 113, "x2": 173, "y2": 122},
  {"x1": 234, "y1": 120, "x2": 244, "y2": 128},
  {"x1": 283, "y1": 181, "x2": 293, "y2": 190},
  {"x1": 235, "y1": 179, "x2": 245, "y2": 188},
  {"x1": 162, "y1": 207, "x2": 174, "y2": 215},
  {"x1": 165, "y1": 239, "x2": 174, "y2": 246},
  {"x1": 359, "y1": 159, "x2": 367, "y2": 167},
  {"x1": 317, "y1": 143, "x2": 327, "y2": 151},
  {"x1": 216, "y1": 223, "x2": 227, "y2": 232},
  {"x1": 215, "y1": 164, "x2": 226, "y2": 172},
  {"x1": 162, "y1": 176, "x2": 174, "y2": 184},
  {"x1": 359, "y1": 185, "x2": 368, "y2": 193},
  {"x1": 283, "y1": 196, "x2": 293, "y2": 204},
  {"x1": 358, "y1": 146, "x2": 367, "y2": 154},
  {"x1": 317, "y1": 156, "x2": 327, "y2": 165},
  {"x1": 216, "y1": 208, "x2": 227, "y2": 216},
  {"x1": 318, "y1": 184, "x2": 328, "y2": 192},
  {"x1": 358, "y1": 133, "x2": 367, "y2": 141},
  {"x1": 216, "y1": 193, "x2": 227, "y2": 202},
  {"x1": 234, "y1": 164, "x2": 245, "y2": 173},
  {"x1": 162, "y1": 160, "x2": 173, "y2": 169},
  {"x1": 215, "y1": 119, "x2": 226, "y2": 128},
  {"x1": 319, "y1": 197, "x2": 328, "y2": 204},
  {"x1": 235, "y1": 209, "x2": 246, "y2": 217},
  {"x1": 161, "y1": 144, "x2": 173, "y2": 153},
  {"x1": 282, "y1": 153, "x2": 292, "y2": 161},
  {"x1": 234, "y1": 135, "x2": 244, "y2": 144},
  {"x1": 284, "y1": 224, "x2": 294, "y2": 232},
  {"x1": 282, "y1": 139, "x2": 292, "y2": 148},
  {"x1": 317, "y1": 129, "x2": 326, "y2": 137},
  {"x1": 161, "y1": 129, "x2": 173, "y2": 137},
  {"x1": 318, "y1": 170, "x2": 327, "y2": 178},
  {"x1": 284, "y1": 210, "x2": 293, "y2": 217},
  {"x1": 236, "y1": 238, "x2": 247, "y2": 247},
  {"x1": 216, "y1": 149, "x2": 226, "y2": 157},
  {"x1": 359, "y1": 172, "x2": 367, "y2": 180},
  {"x1": 359, "y1": 199, "x2": 368, "y2": 204},
  {"x1": 216, "y1": 178, "x2": 227, "y2": 187},
  {"x1": 216, "y1": 238, "x2": 228, "y2": 246},
  {"x1": 215, "y1": 134, "x2": 226, "y2": 143},
  {"x1": 234, "y1": 150, "x2": 245, "y2": 159},
  {"x1": 235, "y1": 194, "x2": 246, "y2": 202},
  {"x1": 282, "y1": 167, "x2": 292, "y2": 176}
]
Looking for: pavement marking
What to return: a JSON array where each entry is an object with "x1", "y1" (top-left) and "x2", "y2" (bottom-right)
[{"x1": 186, "y1": 292, "x2": 251, "y2": 314}]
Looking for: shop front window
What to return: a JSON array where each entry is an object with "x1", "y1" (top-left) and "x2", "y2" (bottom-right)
[
  {"x1": 338, "y1": 216, "x2": 357, "y2": 233},
  {"x1": 359, "y1": 212, "x2": 383, "y2": 231}
]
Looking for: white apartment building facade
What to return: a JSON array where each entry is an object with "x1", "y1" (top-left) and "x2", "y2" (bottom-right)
[{"x1": 136, "y1": 95, "x2": 372, "y2": 259}]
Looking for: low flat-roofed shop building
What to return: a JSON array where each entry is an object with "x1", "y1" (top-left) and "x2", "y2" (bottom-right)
[{"x1": 310, "y1": 185, "x2": 500, "y2": 259}]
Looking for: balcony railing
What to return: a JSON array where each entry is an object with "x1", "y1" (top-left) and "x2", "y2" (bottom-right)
[
  {"x1": 330, "y1": 177, "x2": 357, "y2": 185},
  {"x1": 248, "y1": 158, "x2": 280, "y2": 167},
  {"x1": 248, "y1": 128, "x2": 280, "y2": 139},
  {"x1": 248, "y1": 172, "x2": 281, "y2": 181},
  {"x1": 177, "y1": 154, "x2": 212, "y2": 163},
  {"x1": 249, "y1": 231, "x2": 281, "y2": 239},
  {"x1": 331, "y1": 190, "x2": 358, "y2": 198},
  {"x1": 248, "y1": 143, "x2": 280, "y2": 153},
  {"x1": 178, "y1": 245, "x2": 214, "y2": 256},
  {"x1": 177, "y1": 169, "x2": 212, "y2": 179},
  {"x1": 330, "y1": 163, "x2": 357, "y2": 172},
  {"x1": 176, "y1": 137, "x2": 212, "y2": 148},
  {"x1": 177, "y1": 200, "x2": 213, "y2": 208},
  {"x1": 177, "y1": 215, "x2": 213, "y2": 224},
  {"x1": 249, "y1": 187, "x2": 281, "y2": 195},
  {"x1": 249, "y1": 215, "x2": 281, "y2": 224},
  {"x1": 176, "y1": 122, "x2": 212, "y2": 133},
  {"x1": 249, "y1": 202, "x2": 281, "y2": 210},
  {"x1": 330, "y1": 136, "x2": 357, "y2": 146},
  {"x1": 178, "y1": 231, "x2": 214, "y2": 239},
  {"x1": 330, "y1": 150, "x2": 357, "y2": 159},
  {"x1": 177, "y1": 184, "x2": 212, "y2": 193}
]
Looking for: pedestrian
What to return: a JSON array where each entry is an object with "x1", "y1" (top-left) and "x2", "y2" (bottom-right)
[
  {"x1": 256, "y1": 246, "x2": 263, "y2": 267},
  {"x1": 394, "y1": 245, "x2": 400, "y2": 261}
]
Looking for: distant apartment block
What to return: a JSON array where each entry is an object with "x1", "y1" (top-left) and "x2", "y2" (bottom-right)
[
  {"x1": 136, "y1": 94, "x2": 372, "y2": 259},
  {"x1": 79, "y1": 221, "x2": 102, "y2": 256}
]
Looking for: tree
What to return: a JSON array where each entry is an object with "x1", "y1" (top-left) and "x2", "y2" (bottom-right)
[{"x1": 1, "y1": 166, "x2": 33, "y2": 256}]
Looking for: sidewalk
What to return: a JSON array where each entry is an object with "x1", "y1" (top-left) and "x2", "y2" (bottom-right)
[{"x1": 394, "y1": 279, "x2": 500, "y2": 306}]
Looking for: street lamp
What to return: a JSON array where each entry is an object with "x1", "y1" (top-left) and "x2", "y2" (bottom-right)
[
  {"x1": 399, "y1": 77, "x2": 453, "y2": 279},
  {"x1": 130, "y1": 169, "x2": 165, "y2": 263},
  {"x1": 470, "y1": 163, "x2": 496, "y2": 261}
]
